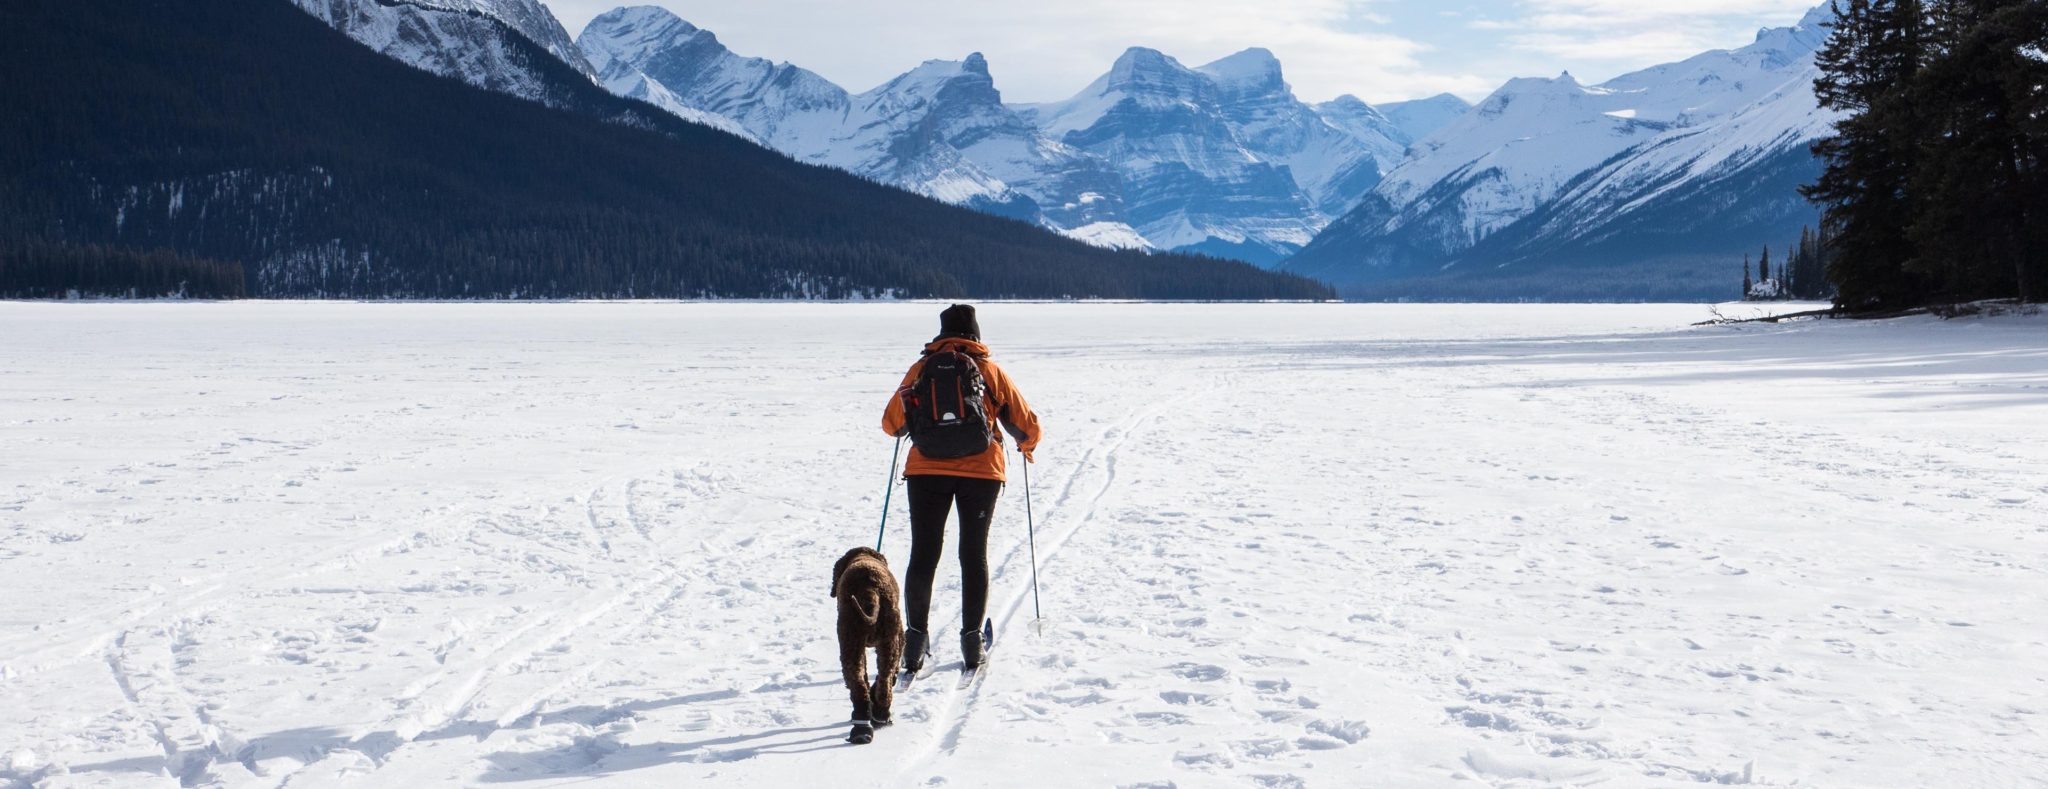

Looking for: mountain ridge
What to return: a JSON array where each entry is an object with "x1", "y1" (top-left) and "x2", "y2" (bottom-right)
[
  {"x1": 0, "y1": 0, "x2": 1332, "y2": 300},
  {"x1": 577, "y1": 7, "x2": 1444, "y2": 264},
  {"x1": 1284, "y1": 3, "x2": 1840, "y2": 300},
  {"x1": 291, "y1": 0, "x2": 595, "y2": 100},
  {"x1": 282, "y1": 0, "x2": 1838, "y2": 300}
]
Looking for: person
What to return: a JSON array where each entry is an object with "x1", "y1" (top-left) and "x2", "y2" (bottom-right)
[{"x1": 881, "y1": 304, "x2": 1041, "y2": 673}]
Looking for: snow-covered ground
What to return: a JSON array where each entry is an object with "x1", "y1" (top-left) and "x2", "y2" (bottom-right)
[{"x1": 3, "y1": 302, "x2": 2045, "y2": 788}]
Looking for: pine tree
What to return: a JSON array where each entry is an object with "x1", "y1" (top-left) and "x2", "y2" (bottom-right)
[
  {"x1": 1803, "y1": 0, "x2": 1932, "y2": 309},
  {"x1": 1743, "y1": 253, "x2": 1754, "y2": 299},
  {"x1": 1804, "y1": 0, "x2": 2044, "y2": 307},
  {"x1": 1907, "y1": 0, "x2": 2047, "y2": 302},
  {"x1": 1760, "y1": 245, "x2": 1772, "y2": 286},
  {"x1": 2015, "y1": 3, "x2": 2048, "y2": 302},
  {"x1": 1784, "y1": 238, "x2": 1799, "y2": 299},
  {"x1": 1793, "y1": 224, "x2": 1830, "y2": 299}
]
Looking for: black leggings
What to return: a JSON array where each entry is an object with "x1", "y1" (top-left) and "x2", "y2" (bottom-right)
[{"x1": 903, "y1": 474, "x2": 1003, "y2": 635}]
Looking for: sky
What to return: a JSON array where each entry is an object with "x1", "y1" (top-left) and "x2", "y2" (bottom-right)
[{"x1": 544, "y1": 0, "x2": 1826, "y2": 105}]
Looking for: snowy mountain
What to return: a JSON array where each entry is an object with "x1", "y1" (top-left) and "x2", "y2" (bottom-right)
[
  {"x1": 1315, "y1": 96, "x2": 1427, "y2": 159},
  {"x1": 578, "y1": 10, "x2": 1088, "y2": 221},
  {"x1": 1287, "y1": 3, "x2": 1840, "y2": 299},
  {"x1": 1290, "y1": 72, "x2": 1676, "y2": 280},
  {"x1": 576, "y1": 7, "x2": 846, "y2": 150},
  {"x1": 1370, "y1": 93, "x2": 1474, "y2": 144},
  {"x1": 821, "y1": 54, "x2": 1081, "y2": 220},
  {"x1": 9, "y1": 0, "x2": 1329, "y2": 301},
  {"x1": 1462, "y1": 64, "x2": 1837, "y2": 277},
  {"x1": 1597, "y1": 7, "x2": 1832, "y2": 126},
  {"x1": 290, "y1": 0, "x2": 598, "y2": 106},
  {"x1": 578, "y1": 8, "x2": 1417, "y2": 264},
  {"x1": 291, "y1": 0, "x2": 1838, "y2": 295},
  {"x1": 1018, "y1": 47, "x2": 1407, "y2": 262},
  {"x1": 290, "y1": 0, "x2": 763, "y2": 137}
]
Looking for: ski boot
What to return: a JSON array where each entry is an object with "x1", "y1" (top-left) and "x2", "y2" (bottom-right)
[
  {"x1": 961, "y1": 619, "x2": 991, "y2": 671},
  {"x1": 902, "y1": 628, "x2": 927, "y2": 675}
]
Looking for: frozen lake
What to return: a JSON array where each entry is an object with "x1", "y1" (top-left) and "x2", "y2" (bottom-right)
[{"x1": 3, "y1": 302, "x2": 2045, "y2": 787}]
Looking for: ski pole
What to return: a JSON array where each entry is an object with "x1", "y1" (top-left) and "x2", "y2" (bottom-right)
[
  {"x1": 875, "y1": 435, "x2": 903, "y2": 551},
  {"x1": 1023, "y1": 445, "x2": 1042, "y2": 627}
]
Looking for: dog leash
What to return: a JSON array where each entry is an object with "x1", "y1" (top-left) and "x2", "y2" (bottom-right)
[{"x1": 874, "y1": 435, "x2": 904, "y2": 551}]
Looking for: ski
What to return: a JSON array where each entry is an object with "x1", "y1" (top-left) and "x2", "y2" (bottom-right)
[
  {"x1": 897, "y1": 652, "x2": 938, "y2": 688},
  {"x1": 896, "y1": 662, "x2": 931, "y2": 691},
  {"x1": 895, "y1": 627, "x2": 936, "y2": 691}
]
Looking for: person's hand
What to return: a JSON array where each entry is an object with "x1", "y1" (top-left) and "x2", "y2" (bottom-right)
[{"x1": 1022, "y1": 449, "x2": 1035, "y2": 463}]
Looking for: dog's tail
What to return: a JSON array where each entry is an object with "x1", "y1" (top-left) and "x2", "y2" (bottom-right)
[{"x1": 849, "y1": 589, "x2": 880, "y2": 626}]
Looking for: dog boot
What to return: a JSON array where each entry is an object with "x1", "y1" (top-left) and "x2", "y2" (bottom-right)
[
  {"x1": 902, "y1": 628, "x2": 928, "y2": 674},
  {"x1": 869, "y1": 678, "x2": 893, "y2": 726},
  {"x1": 847, "y1": 720, "x2": 874, "y2": 745}
]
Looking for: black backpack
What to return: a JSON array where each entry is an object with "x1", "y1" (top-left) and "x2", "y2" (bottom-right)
[{"x1": 904, "y1": 349, "x2": 996, "y2": 459}]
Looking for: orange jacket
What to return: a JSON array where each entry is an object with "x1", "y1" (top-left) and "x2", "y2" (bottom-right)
[{"x1": 881, "y1": 338, "x2": 1041, "y2": 482}]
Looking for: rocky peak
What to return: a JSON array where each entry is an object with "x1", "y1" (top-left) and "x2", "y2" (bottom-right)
[
  {"x1": 578, "y1": 6, "x2": 707, "y2": 69},
  {"x1": 1319, "y1": 94, "x2": 1373, "y2": 113},
  {"x1": 1104, "y1": 47, "x2": 1203, "y2": 97},
  {"x1": 1373, "y1": 93, "x2": 1474, "y2": 143},
  {"x1": 1480, "y1": 72, "x2": 1593, "y2": 116},
  {"x1": 1748, "y1": 2, "x2": 1835, "y2": 64},
  {"x1": 863, "y1": 54, "x2": 1007, "y2": 113},
  {"x1": 1197, "y1": 47, "x2": 1287, "y2": 98}
]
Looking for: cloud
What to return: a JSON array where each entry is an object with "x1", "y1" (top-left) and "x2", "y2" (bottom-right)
[{"x1": 1489, "y1": 0, "x2": 1819, "y2": 62}]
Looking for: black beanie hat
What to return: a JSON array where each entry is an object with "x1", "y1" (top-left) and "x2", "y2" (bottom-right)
[{"x1": 937, "y1": 303, "x2": 980, "y2": 341}]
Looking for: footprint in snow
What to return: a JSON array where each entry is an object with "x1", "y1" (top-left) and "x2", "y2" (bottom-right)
[
  {"x1": 1249, "y1": 678, "x2": 1291, "y2": 694},
  {"x1": 1302, "y1": 718, "x2": 1369, "y2": 747},
  {"x1": 1231, "y1": 738, "x2": 1294, "y2": 759},
  {"x1": 1173, "y1": 750, "x2": 1232, "y2": 769},
  {"x1": 1447, "y1": 706, "x2": 1519, "y2": 731},
  {"x1": 1169, "y1": 663, "x2": 1227, "y2": 682},
  {"x1": 1159, "y1": 690, "x2": 1215, "y2": 706}
]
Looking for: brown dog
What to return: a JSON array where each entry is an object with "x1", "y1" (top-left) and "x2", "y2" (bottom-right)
[{"x1": 831, "y1": 546, "x2": 903, "y2": 744}]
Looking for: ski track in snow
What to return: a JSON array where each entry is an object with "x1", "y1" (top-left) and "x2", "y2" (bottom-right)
[
  {"x1": 2, "y1": 302, "x2": 2045, "y2": 788},
  {"x1": 892, "y1": 378, "x2": 1221, "y2": 785}
]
